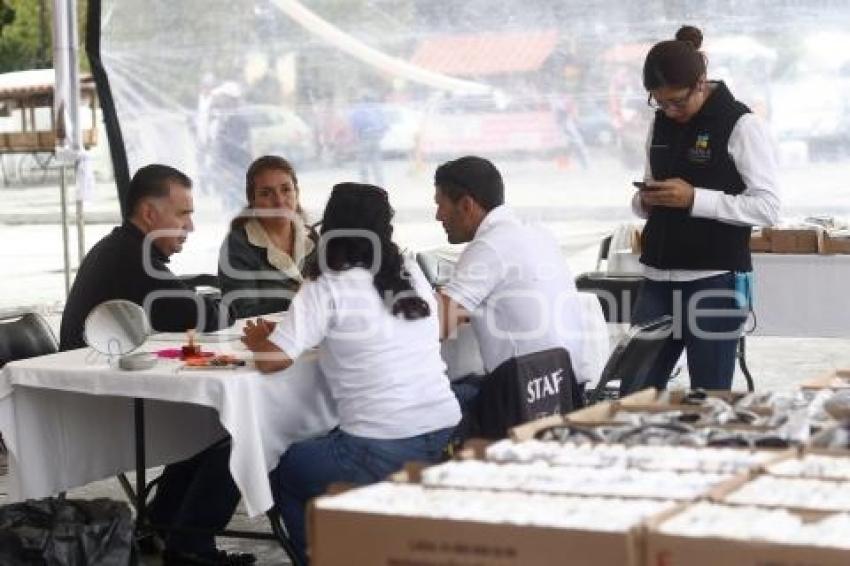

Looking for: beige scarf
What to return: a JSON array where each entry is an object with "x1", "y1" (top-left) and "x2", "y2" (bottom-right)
[{"x1": 244, "y1": 218, "x2": 314, "y2": 282}]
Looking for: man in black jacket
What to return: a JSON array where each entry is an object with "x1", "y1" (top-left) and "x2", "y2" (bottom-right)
[
  {"x1": 60, "y1": 164, "x2": 253, "y2": 566},
  {"x1": 60, "y1": 165, "x2": 231, "y2": 349}
]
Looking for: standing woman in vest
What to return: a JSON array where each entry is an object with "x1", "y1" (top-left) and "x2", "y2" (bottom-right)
[{"x1": 631, "y1": 25, "x2": 780, "y2": 390}]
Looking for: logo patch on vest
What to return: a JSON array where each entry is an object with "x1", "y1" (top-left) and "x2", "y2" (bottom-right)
[{"x1": 688, "y1": 133, "x2": 711, "y2": 164}]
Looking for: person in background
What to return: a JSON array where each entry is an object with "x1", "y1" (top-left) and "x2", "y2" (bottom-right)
[
  {"x1": 219, "y1": 155, "x2": 314, "y2": 318},
  {"x1": 631, "y1": 25, "x2": 780, "y2": 391},
  {"x1": 241, "y1": 183, "x2": 460, "y2": 565},
  {"x1": 59, "y1": 165, "x2": 251, "y2": 566},
  {"x1": 348, "y1": 91, "x2": 388, "y2": 186},
  {"x1": 210, "y1": 82, "x2": 252, "y2": 217},
  {"x1": 551, "y1": 91, "x2": 590, "y2": 169}
]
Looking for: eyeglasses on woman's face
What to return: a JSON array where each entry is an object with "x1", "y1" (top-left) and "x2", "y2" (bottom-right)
[{"x1": 647, "y1": 84, "x2": 698, "y2": 111}]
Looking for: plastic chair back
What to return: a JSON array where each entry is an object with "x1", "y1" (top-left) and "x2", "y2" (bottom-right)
[
  {"x1": 0, "y1": 312, "x2": 59, "y2": 368},
  {"x1": 586, "y1": 315, "x2": 673, "y2": 404},
  {"x1": 575, "y1": 272, "x2": 644, "y2": 324}
]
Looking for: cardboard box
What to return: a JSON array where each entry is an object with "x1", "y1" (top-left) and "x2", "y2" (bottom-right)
[
  {"x1": 712, "y1": 470, "x2": 850, "y2": 513},
  {"x1": 630, "y1": 226, "x2": 643, "y2": 254},
  {"x1": 805, "y1": 426, "x2": 850, "y2": 453},
  {"x1": 619, "y1": 389, "x2": 774, "y2": 416},
  {"x1": 645, "y1": 505, "x2": 850, "y2": 566},
  {"x1": 765, "y1": 227, "x2": 823, "y2": 254},
  {"x1": 619, "y1": 388, "x2": 756, "y2": 407},
  {"x1": 457, "y1": 438, "x2": 493, "y2": 460},
  {"x1": 567, "y1": 401, "x2": 781, "y2": 432},
  {"x1": 749, "y1": 229, "x2": 771, "y2": 252},
  {"x1": 799, "y1": 368, "x2": 850, "y2": 390},
  {"x1": 820, "y1": 232, "x2": 850, "y2": 254},
  {"x1": 510, "y1": 398, "x2": 785, "y2": 439},
  {"x1": 310, "y1": 486, "x2": 647, "y2": 566},
  {"x1": 768, "y1": 448, "x2": 850, "y2": 479},
  {"x1": 509, "y1": 413, "x2": 569, "y2": 442}
]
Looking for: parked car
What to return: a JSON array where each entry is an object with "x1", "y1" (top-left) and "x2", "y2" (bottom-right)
[{"x1": 232, "y1": 104, "x2": 315, "y2": 163}]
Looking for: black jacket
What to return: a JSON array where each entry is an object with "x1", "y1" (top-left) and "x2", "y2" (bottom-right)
[
  {"x1": 218, "y1": 223, "x2": 312, "y2": 318},
  {"x1": 59, "y1": 222, "x2": 233, "y2": 351}
]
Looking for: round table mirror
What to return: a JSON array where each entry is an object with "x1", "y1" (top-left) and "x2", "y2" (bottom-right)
[{"x1": 84, "y1": 299, "x2": 151, "y2": 357}]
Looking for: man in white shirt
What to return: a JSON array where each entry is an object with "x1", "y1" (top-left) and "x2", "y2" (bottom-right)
[{"x1": 433, "y1": 156, "x2": 589, "y2": 427}]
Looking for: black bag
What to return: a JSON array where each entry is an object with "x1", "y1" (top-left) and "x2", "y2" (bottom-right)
[
  {"x1": 472, "y1": 347, "x2": 579, "y2": 439},
  {"x1": 0, "y1": 498, "x2": 135, "y2": 566}
]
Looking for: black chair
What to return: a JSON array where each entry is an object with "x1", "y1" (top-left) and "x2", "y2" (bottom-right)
[
  {"x1": 575, "y1": 271, "x2": 643, "y2": 324},
  {"x1": 415, "y1": 252, "x2": 439, "y2": 287},
  {"x1": 0, "y1": 311, "x2": 58, "y2": 454},
  {"x1": 586, "y1": 316, "x2": 673, "y2": 404},
  {"x1": 0, "y1": 311, "x2": 58, "y2": 369},
  {"x1": 577, "y1": 270, "x2": 755, "y2": 393}
]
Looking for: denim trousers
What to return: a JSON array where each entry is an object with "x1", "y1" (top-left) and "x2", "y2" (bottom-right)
[
  {"x1": 631, "y1": 272, "x2": 747, "y2": 390},
  {"x1": 271, "y1": 426, "x2": 455, "y2": 565}
]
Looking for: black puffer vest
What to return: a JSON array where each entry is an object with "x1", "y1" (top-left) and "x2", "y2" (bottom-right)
[{"x1": 640, "y1": 81, "x2": 752, "y2": 271}]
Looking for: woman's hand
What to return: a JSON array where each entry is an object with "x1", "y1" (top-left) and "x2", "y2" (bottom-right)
[
  {"x1": 241, "y1": 317, "x2": 293, "y2": 373},
  {"x1": 640, "y1": 178, "x2": 695, "y2": 210},
  {"x1": 241, "y1": 317, "x2": 275, "y2": 351}
]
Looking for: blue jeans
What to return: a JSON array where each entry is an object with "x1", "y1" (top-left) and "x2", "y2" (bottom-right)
[
  {"x1": 631, "y1": 272, "x2": 746, "y2": 390},
  {"x1": 271, "y1": 426, "x2": 455, "y2": 565}
]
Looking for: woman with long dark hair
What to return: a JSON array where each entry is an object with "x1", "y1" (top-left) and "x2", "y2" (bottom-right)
[
  {"x1": 241, "y1": 183, "x2": 460, "y2": 564},
  {"x1": 631, "y1": 25, "x2": 780, "y2": 390},
  {"x1": 218, "y1": 155, "x2": 314, "y2": 318}
]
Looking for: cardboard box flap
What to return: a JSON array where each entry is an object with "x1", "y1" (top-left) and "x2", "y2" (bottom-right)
[
  {"x1": 509, "y1": 413, "x2": 569, "y2": 441},
  {"x1": 800, "y1": 369, "x2": 850, "y2": 390}
]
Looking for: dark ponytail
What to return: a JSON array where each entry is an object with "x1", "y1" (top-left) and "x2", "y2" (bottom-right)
[
  {"x1": 643, "y1": 25, "x2": 707, "y2": 91},
  {"x1": 304, "y1": 183, "x2": 430, "y2": 321}
]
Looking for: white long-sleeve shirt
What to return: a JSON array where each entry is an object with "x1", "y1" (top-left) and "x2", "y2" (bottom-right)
[{"x1": 631, "y1": 112, "x2": 781, "y2": 281}]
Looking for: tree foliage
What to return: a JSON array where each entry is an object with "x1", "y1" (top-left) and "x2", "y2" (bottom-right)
[{"x1": 0, "y1": 0, "x2": 88, "y2": 74}]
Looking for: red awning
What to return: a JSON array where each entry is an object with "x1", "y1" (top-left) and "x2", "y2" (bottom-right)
[{"x1": 410, "y1": 31, "x2": 559, "y2": 76}]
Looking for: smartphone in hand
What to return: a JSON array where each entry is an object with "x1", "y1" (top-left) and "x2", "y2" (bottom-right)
[{"x1": 633, "y1": 181, "x2": 658, "y2": 191}]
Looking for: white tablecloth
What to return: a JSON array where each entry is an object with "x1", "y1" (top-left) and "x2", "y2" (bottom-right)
[
  {"x1": 0, "y1": 336, "x2": 337, "y2": 518},
  {"x1": 607, "y1": 251, "x2": 850, "y2": 338}
]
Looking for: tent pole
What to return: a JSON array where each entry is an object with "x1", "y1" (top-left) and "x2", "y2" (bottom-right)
[
  {"x1": 75, "y1": 160, "x2": 85, "y2": 262},
  {"x1": 59, "y1": 164, "x2": 71, "y2": 297}
]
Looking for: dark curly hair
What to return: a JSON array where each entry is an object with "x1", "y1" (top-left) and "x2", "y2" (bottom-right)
[{"x1": 304, "y1": 183, "x2": 430, "y2": 320}]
